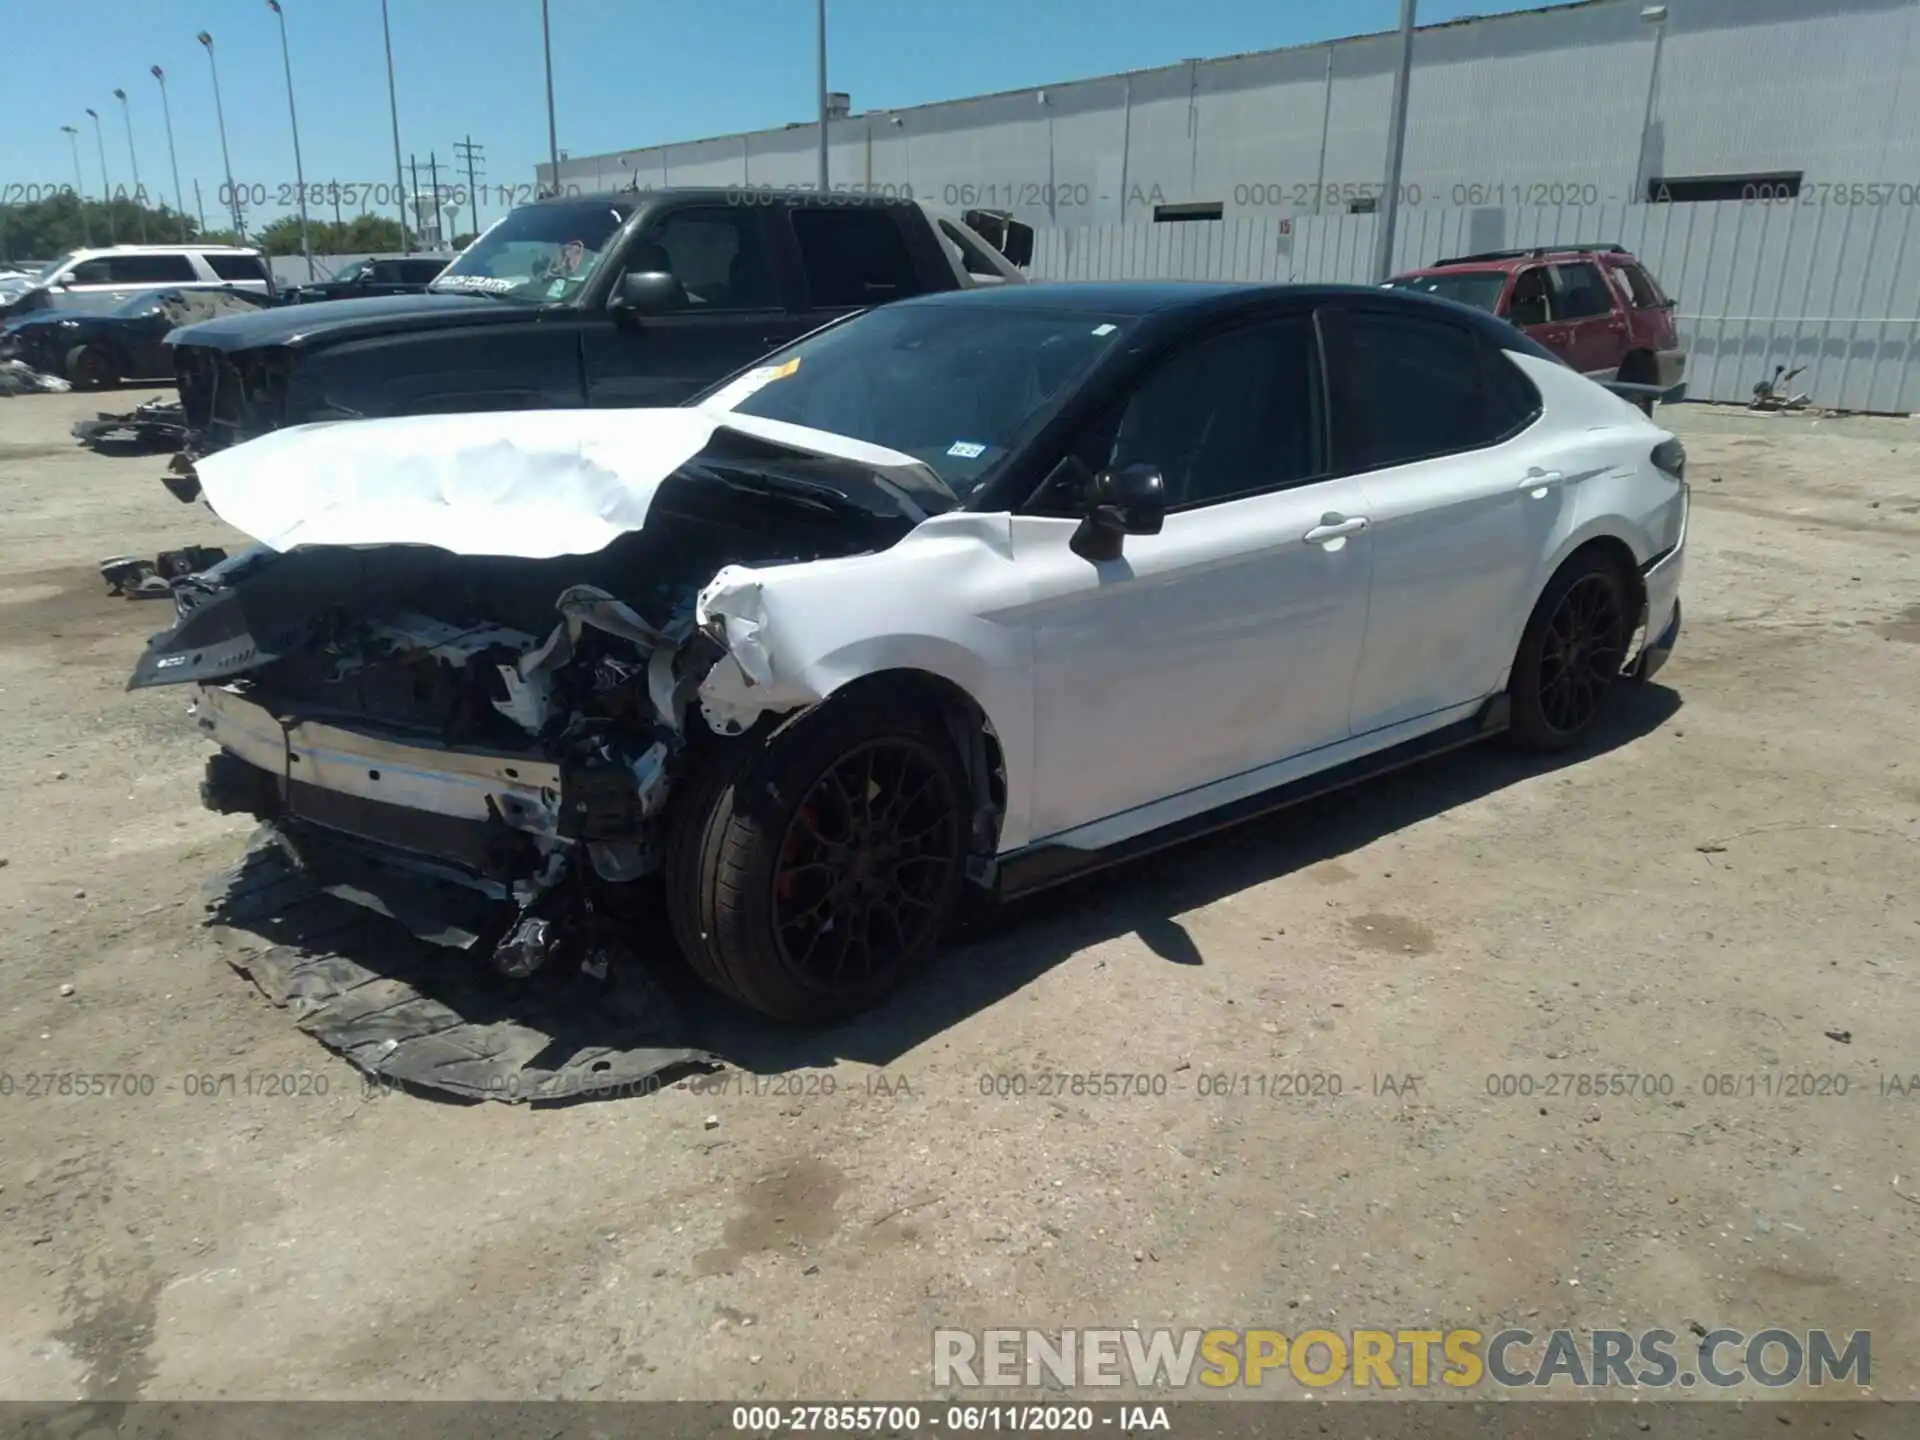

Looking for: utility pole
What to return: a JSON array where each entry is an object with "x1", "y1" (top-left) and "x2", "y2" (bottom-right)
[
  {"x1": 816, "y1": 0, "x2": 830, "y2": 192},
  {"x1": 193, "y1": 178, "x2": 207, "y2": 236},
  {"x1": 381, "y1": 0, "x2": 409, "y2": 252},
  {"x1": 541, "y1": 0, "x2": 561, "y2": 194},
  {"x1": 86, "y1": 109, "x2": 117, "y2": 243},
  {"x1": 1371, "y1": 0, "x2": 1417, "y2": 283},
  {"x1": 428, "y1": 152, "x2": 441, "y2": 248},
  {"x1": 150, "y1": 67, "x2": 188, "y2": 240},
  {"x1": 61, "y1": 125, "x2": 91, "y2": 246},
  {"x1": 198, "y1": 32, "x2": 244, "y2": 238},
  {"x1": 266, "y1": 0, "x2": 315, "y2": 281},
  {"x1": 112, "y1": 90, "x2": 149, "y2": 241},
  {"x1": 409, "y1": 154, "x2": 422, "y2": 251},
  {"x1": 454, "y1": 135, "x2": 485, "y2": 241}
]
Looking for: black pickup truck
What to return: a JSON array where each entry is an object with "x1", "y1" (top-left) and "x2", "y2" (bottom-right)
[{"x1": 164, "y1": 188, "x2": 1031, "y2": 481}]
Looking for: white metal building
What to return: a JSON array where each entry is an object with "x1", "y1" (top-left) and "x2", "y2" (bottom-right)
[{"x1": 542, "y1": 0, "x2": 1920, "y2": 230}]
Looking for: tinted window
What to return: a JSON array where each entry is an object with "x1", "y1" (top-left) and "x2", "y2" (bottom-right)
[
  {"x1": 64, "y1": 259, "x2": 115, "y2": 284},
  {"x1": 1507, "y1": 268, "x2": 1550, "y2": 326},
  {"x1": 628, "y1": 208, "x2": 776, "y2": 309},
  {"x1": 1341, "y1": 311, "x2": 1518, "y2": 469},
  {"x1": 1549, "y1": 263, "x2": 1613, "y2": 320},
  {"x1": 1388, "y1": 270, "x2": 1507, "y2": 314},
  {"x1": 1107, "y1": 319, "x2": 1325, "y2": 508},
  {"x1": 791, "y1": 209, "x2": 918, "y2": 308},
  {"x1": 718, "y1": 302, "x2": 1130, "y2": 495},
  {"x1": 106, "y1": 254, "x2": 198, "y2": 284},
  {"x1": 1621, "y1": 262, "x2": 1665, "y2": 308},
  {"x1": 403, "y1": 258, "x2": 448, "y2": 283},
  {"x1": 206, "y1": 254, "x2": 268, "y2": 283}
]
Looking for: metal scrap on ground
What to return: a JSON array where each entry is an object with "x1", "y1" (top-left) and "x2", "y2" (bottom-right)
[
  {"x1": 72, "y1": 398, "x2": 188, "y2": 453},
  {"x1": 0, "y1": 359, "x2": 71, "y2": 397},
  {"x1": 204, "y1": 835, "x2": 718, "y2": 1103},
  {"x1": 100, "y1": 545, "x2": 228, "y2": 598}
]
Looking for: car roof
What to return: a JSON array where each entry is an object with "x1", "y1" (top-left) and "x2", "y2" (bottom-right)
[
  {"x1": 535, "y1": 185, "x2": 921, "y2": 209},
  {"x1": 63, "y1": 243, "x2": 263, "y2": 258},
  {"x1": 1398, "y1": 244, "x2": 1637, "y2": 278}
]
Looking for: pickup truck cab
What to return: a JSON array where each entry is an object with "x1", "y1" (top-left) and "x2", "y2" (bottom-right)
[{"x1": 165, "y1": 188, "x2": 1031, "y2": 462}]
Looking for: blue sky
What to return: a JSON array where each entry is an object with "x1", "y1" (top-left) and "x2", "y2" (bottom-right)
[{"x1": 2, "y1": 0, "x2": 1545, "y2": 235}]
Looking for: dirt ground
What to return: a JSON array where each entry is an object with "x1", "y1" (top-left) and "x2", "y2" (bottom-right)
[{"x1": 0, "y1": 387, "x2": 1915, "y2": 1405}]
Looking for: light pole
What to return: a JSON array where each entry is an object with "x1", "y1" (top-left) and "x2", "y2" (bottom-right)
[
  {"x1": 266, "y1": 0, "x2": 315, "y2": 279},
  {"x1": 85, "y1": 108, "x2": 117, "y2": 243},
  {"x1": 197, "y1": 31, "x2": 243, "y2": 239},
  {"x1": 60, "y1": 125, "x2": 91, "y2": 246},
  {"x1": 381, "y1": 0, "x2": 409, "y2": 251},
  {"x1": 816, "y1": 0, "x2": 829, "y2": 192},
  {"x1": 1632, "y1": 6, "x2": 1669, "y2": 204},
  {"x1": 151, "y1": 67, "x2": 189, "y2": 241},
  {"x1": 113, "y1": 89, "x2": 149, "y2": 242},
  {"x1": 541, "y1": 0, "x2": 561, "y2": 195},
  {"x1": 1371, "y1": 0, "x2": 1417, "y2": 283}
]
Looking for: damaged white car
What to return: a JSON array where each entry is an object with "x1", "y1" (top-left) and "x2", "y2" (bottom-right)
[{"x1": 131, "y1": 282, "x2": 1686, "y2": 1022}]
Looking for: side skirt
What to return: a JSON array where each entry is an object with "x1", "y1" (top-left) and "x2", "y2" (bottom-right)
[{"x1": 993, "y1": 695, "x2": 1510, "y2": 902}]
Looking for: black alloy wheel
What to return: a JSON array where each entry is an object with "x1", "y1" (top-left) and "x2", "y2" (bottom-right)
[
  {"x1": 1508, "y1": 551, "x2": 1634, "y2": 751},
  {"x1": 772, "y1": 737, "x2": 962, "y2": 988}
]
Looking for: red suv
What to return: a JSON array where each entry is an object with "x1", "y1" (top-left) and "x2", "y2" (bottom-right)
[{"x1": 1387, "y1": 244, "x2": 1685, "y2": 399}]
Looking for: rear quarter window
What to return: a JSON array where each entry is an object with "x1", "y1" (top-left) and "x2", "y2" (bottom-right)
[
  {"x1": 206, "y1": 254, "x2": 271, "y2": 283},
  {"x1": 1330, "y1": 309, "x2": 1539, "y2": 471}
]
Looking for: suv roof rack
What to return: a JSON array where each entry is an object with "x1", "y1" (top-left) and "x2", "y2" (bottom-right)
[{"x1": 1432, "y1": 243, "x2": 1628, "y2": 266}]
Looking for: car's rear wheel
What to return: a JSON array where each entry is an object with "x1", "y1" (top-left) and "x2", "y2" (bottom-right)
[
  {"x1": 663, "y1": 696, "x2": 968, "y2": 1023},
  {"x1": 1617, "y1": 350, "x2": 1657, "y2": 416},
  {"x1": 1506, "y1": 550, "x2": 1634, "y2": 752},
  {"x1": 64, "y1": 343, "x2": 119, "y2": 391}
]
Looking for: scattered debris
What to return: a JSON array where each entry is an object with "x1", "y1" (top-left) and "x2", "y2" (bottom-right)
[
  {"x1": 1824, "y1": 1029, "x2": 1853, "y2": 1044},
  {"x1": 58, "y1": 983, "x2": 75, "y2": 997},
  {"x1": 704, "y1": 1115, "x2": 720, "y2": 1130},
  {"x1": 72, "y1": 398, "x2": 188, "y2": 454},
  {"x1": 100, "y1": 545, "x2": 229, "y2": 599},
  {"x1": 0, "y1": 358, "x2": 71, "y2": 396},
  {"x1": 1696, "y1": 842, "x2": 1728, "y2": 854}
]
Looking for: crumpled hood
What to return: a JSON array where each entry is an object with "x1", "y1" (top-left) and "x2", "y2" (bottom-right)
[{"x1": 192, "y1": 405, "x2": 946, "y2": 559}]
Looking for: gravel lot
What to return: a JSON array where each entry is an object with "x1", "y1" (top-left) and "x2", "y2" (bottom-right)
[{"x1": 0, "y1": 387, "x2": 1915, "y2": 1404}]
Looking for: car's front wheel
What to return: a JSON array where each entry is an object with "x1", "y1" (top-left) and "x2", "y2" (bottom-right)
[
  {"x1": 64, "y1": 343, "x2": 119, "y2": 390},
  {"x1": 664, "y1": 695, "x2": 969, "y2": 1023},
  {"x1": 1506, "y1": 550, "x2": 1635, "y2": 751}
]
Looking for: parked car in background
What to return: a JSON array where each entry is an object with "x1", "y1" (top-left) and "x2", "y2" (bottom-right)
[
  {"x1": 1388, "y1": 244, "x2": 1684, "y2": 400},
  {"x1": 0, "y1": 245, "x2": 276, "y2": 323},
  {"x1": 0, "y1": 287, "x2": 273, "y2": 388},
  {"x1": 161, "y1": 189, "x2": 1031, "y2": 470},
  {"x1": 134, "y1": 281, "x2": 1685, "y2": 1022},
  {"x1": 283, "y1": 255, "x2": 452, "y2": 304}
]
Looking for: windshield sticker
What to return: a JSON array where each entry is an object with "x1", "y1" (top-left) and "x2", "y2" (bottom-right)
[
  {"x1": 546, "y1": 278, "x2": 569, "y2": 298},
  {"x1": 699, "y1": 356, "x2": 802, "y2": 412},
  {"x1": 1091, "y1": 323, "x2": 1117, "y2": 336},
  {"x1": 431, "y1": 274, "x2": 519, "y2": 294},
  {"x1": 769, "y1": 357, "x2": 801, "y2": 379},
  {"x1": 946, "y1": 441, "x2": 987, "y2": 459}
]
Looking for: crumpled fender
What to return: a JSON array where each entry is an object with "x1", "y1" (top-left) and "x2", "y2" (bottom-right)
[{"x1": 690, "y1": 512, "x2": 1041, "y2": 851}]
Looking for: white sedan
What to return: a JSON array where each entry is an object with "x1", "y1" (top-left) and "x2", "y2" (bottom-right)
[{"x1": 132, "y1": 281, "x2": 1687, "y2": 1022}]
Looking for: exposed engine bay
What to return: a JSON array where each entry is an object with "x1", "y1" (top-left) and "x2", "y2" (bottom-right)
[{"x1": 133, "y1": 427, "x2": 954, "y2": 982}]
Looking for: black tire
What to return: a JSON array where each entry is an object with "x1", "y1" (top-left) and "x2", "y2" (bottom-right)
[
  {"x1": 1617, "y1": 351, "x2": 1657, "y2": 416},
  {"x1": 65, "y1": 343, "x2": 118, "y2": 391},
  {"x1": 663, "y1": 695, "x2": 969, "y2": 1023},
  {"x1": 1506, "y1": 550, "x2": 1635, "y2": 752}
]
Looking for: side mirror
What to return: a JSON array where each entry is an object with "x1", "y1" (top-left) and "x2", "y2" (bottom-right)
[
  {"x1": 1070, "y1": 463, "x2": 1165, "y2": 562},
  {"x1": 611, "y1": 270, "x2": 686, "y2": 316}
]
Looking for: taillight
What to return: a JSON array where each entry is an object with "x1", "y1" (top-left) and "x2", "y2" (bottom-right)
[{"x1": 1652, "y1": 438, "x2": 1686, "y2": 481}]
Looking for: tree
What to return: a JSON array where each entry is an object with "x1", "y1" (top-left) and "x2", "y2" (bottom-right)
[
  {"x1": 0, "y1": 192, "x2": 198, "y2": 261},
  {"x1": 450, "y1": 232, "x2": 478, "y2": 250},
  {"x1": 256, "y1": 213, "x2": 409, "y2": 256}
]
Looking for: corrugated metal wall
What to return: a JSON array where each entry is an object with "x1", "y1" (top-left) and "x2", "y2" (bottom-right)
[
  {"x1": 1032, "y1": 200, "x2": 1920, "y2": 413},
  {"x1": 548, "y1": 0, "x2": 1920, "y2": 230}
]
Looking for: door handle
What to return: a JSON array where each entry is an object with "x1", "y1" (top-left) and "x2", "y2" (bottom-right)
[
  {"x1": 1520, "y1": 468, "x2": 1564, "y2": 494},
  {"x1": 1304, "y1": 515, "x2": 1369, "y2": 544}
]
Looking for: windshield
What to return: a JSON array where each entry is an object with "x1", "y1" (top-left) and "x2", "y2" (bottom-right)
[
  {"x1": 707, "y1": 303, "x2": 1132, "y2": 496},
  {"x1": 428, "y1": 201, "x2": 629, "y2": 303},
  {"x1": 1387, "y1": 270, "x2": 1509, "y2": 314},
  {"x1": 326, "y1": 259, "x2": 373, "y2": 284},
  {"x1": 34, "y1": 252, "x2": 78, "y2": 282}
]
